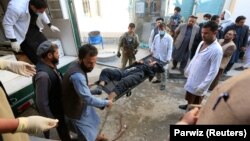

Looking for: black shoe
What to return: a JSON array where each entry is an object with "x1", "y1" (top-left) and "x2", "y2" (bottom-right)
[
  {"x1": 223, "y1": 71, "x2": 227, "y2": 75},
  {"x1": 234, "y1": 66, "x2": 246, "y2": 71},
  {"x1": 152, "y1": 80, "x2": 161, "y2": 83},
  {"x1": 160, "y1": 85, "x2": 165, "y2": 90},
  {"x1": 178, "y1": 104, "x2": 188, "y2": 110},
  {"x1": 171, "y1": 66, "x2": 177, "y2": 69},
  {"x1": 179, "y1": 69, "x2": 184, "y2": 74},
  {"x1": 91, "y1": 86, "x2": 103, "y2": 95}
]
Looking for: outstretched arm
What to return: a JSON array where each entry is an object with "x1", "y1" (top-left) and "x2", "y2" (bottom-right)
[
  {"x1": 0, "y1": 60, "x2": 36, "y2": 77},
  {"x1": 0, "y1": 118, "x2": 18, "y2": 133},
  {"x1": 0, "y1": 116, "x2": 58, "y2": 134},
  {"x1": 70, "y1": 73, "x2": 111, "y2": 108}
]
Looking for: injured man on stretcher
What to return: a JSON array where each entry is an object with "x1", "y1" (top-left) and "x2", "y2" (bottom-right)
[{"x1": 93, "y1": 57, "x2": 165, "y2": 101}]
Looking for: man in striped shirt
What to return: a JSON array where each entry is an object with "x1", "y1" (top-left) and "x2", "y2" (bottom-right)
[{"x1": 179, "y1": 21, "x2": 223, "y2": 110}]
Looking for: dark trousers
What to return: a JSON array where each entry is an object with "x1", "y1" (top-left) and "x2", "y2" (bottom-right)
[
  {"x1": 99, "y1": 68, "x2": 144, "y2": 95},
  {"x1": 43, "y1": 131, "x2": 50, "y2": 139},
  {"x1": 172, "y1": 59, "x2": 188, "y2": 70},
  {"x1": 50, "y1": 107, "x2": 72, "y2": 141},
  {"x1": 20, "y1": 26, "x2": 47, "y2": 64},
  {"x1": 209, "y1": 69, "x2": 224, "y2": 91},
  {"x1": 190, "y1": 46, "x2": 197, "y2": 60},
  {"x1": 185, "y1": 91, "x2": 204, "y2": 105},
  {"x1": 224, "y1": 62, "x2": 234, "y2": 74},
  {"x1": 239, "y1": 51, "x2": 245, "y2": 60}
]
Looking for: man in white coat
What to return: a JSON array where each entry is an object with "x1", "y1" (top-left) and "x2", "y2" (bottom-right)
[
  {"x1": 3, "y1": 0, "x2": 60, "y2": 64},
  {"x1": 179, "y1": 21, "x2": 223, "y2": 110},
  {"x1": 151, "y1": 23, "x2": 173, "y2": 90}
]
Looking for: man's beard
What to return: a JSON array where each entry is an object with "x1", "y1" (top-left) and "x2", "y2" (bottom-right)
[
  {"x1": 52, "y1": 57, "x2": 59, "y2": 65},
  {"x1": 80, "y1": 63, "x2": 93, "y2": 73}
]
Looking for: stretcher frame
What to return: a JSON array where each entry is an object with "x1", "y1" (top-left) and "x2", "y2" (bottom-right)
[{"x1": 97, "y1": 55, "x2": 167, "y2": 102}]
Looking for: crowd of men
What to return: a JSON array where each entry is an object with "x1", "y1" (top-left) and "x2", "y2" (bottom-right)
[{"x1": 146, "y1": 7, "x2": 249, "y2": 110}]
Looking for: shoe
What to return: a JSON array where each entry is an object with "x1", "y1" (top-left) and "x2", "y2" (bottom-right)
[
  {"x1": 152, "y1": 80, "x2": 161, "y2": 83},
  {"x1": 234, "y1": 66, "x2": 246, "y2": 71},
  {"x1": 160, "y1": 85, "x2": 165, "y2": 90},
  {"x1": 179, "y1": 69, "x2": 184, "y2": 74},
  {"x1": 223, "y1": 71, "x2": 227, "y2": 76},
  {"x1": 178, "y1": 104, "x2": 188, "y2": 110},
  {"x1": 171, "y1": 66, "x2": 177, "y2": 69},
  {"x1": 91, "y1": 86, "x2": 103, "y2": 95},
  {"x1": 91, "y1": 88, "x2": 102, "y2": 95}
]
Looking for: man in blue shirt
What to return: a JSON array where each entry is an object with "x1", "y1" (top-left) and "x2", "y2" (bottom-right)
[
  {"x1": 61, "y1": 44, "x2": 113, "y2": 141},
  {"x1": 167, "y1": 6, "x2": 182, "y2": 36}
]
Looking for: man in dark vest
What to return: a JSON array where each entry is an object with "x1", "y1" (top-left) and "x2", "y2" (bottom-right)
[
  {"x1": 34, "y1": 41, "x2": 71, "y2": 141},
  {"x1": 62, "y1": 44, "x2": 113, "y2": 141}
]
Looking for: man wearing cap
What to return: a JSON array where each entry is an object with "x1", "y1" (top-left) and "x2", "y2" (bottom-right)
[{"x1": 33, "y1": 41, "x2": 71, "y2": 141}]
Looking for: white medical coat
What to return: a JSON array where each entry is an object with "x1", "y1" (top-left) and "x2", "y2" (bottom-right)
[{"x1": 2, "y1": 0, "x2": 50, "y2": 44}]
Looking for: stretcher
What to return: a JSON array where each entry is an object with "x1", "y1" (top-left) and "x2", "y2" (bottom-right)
[{"x1": 96, "y1": 55, "x2": 168, "y2": 102}]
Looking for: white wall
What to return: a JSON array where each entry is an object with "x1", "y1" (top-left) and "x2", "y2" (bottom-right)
[
  {"x1": 222, "y1": 0, "x2": 232, "y2": 12},
  {"x1": 73, "y1": 0, "x2": 130, "y2": 36},
  {"x1": 224, "y1": 0, "x2": 250, "y2": 26}
]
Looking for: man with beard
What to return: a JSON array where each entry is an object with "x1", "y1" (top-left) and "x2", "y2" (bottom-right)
[
  {"x1": 220, "y1": 9, "x2": 234, "y2": 32},
  {"x1": 61, "y1": 44, "x2": 113, "y2": 141},
  {"x1": 223, "y1": 16, "x2": 249, "y2": 73},
  {"x1": 209, "y1": 29, "x2": 236, "y2": 91},
  {"x1": 172, "y1": 15, "x2": 200, "y2": 74},
  {"x1": 34, "y1": 41, "x2": 72, "y2": 141}
]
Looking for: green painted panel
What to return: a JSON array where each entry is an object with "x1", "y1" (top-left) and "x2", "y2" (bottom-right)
[
  {"x1": 174, "y1": 0, "x2": 195, "y2": 21},
  {"x1": 195, "y1": 0, "x2": 225, "y2": 15},
  {"x1": 10, "y1": 85, "x2": 35, "y2": 117},
  {"x1": 67, "y1": 0, "x2": 81, "y2": 48}
]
